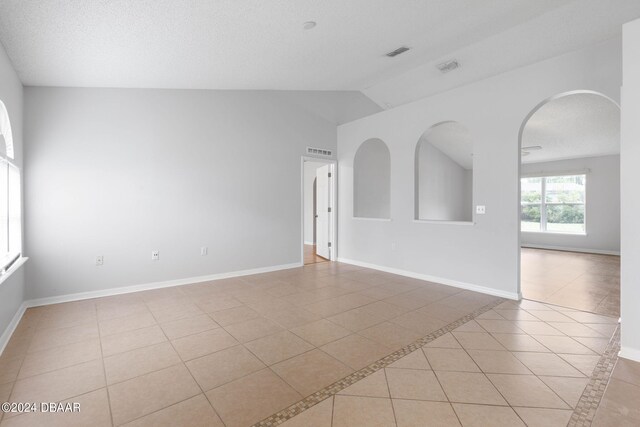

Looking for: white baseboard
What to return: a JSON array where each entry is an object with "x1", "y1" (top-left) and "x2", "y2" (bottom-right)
[
  {"x1": 337, "y1": 257, "x2": 521, "y2": 301},
  {"x1": 24, "y1": 262, "x2": 303, "y2": 309},
  {"x1": 619, "y1": 346, "x2": 640, "y2": 362},
  {"x1": 521, "y1": 244, "x2": 620, "y2": 256},
  {"x1": 303, "y1": 241, "x2": 315, "y2": 246},
  {"x1": 0, "y1": 302, "x2": 27, "y2": 356}
]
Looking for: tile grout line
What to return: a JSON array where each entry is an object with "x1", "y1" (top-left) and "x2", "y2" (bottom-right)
[
  {"x1": 568, "y1": 324, "x2": 620, "y2": 427},
  {"x1": 251, "y1": 297, "x2": 506, "y2": 427},
  {"x1": 382, "y1": 365, "x2": 399, "y2": 427},
  {"x1": 140, "y1": 299, "x2": 229, "y2": 427},
  {"x1": 420, "y1": 344, "x2": 465, "y2": 426},
  {"x1": 447, "y1": 321, "x2": 534, "y2": 425},
  {"x1": 329, "y1": 395, "x2": 335, "y2": 427},
  {"x1": 95, "y1": 302, "x2": 116, "y2": 427}
]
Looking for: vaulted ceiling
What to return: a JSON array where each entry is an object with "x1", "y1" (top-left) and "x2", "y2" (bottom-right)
[{"x1": 0, "y1": 0, "x2": 639, "y2": 110}]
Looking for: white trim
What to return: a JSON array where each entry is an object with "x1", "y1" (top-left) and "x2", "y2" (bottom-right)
[
  {"x1": 619, "y1": 346, "x2": 640, "y2": 362},
  {"x1": 521, "y1": 168, "x2": 591, "y2": 178},
  {"x1": 0, "y1": 301, "x2": 26, "y2": 356},
  {"x1": 303, "y1": 241, "x2": 315, "y2": 246},
  {"x1": 352, "y1": 217, "x2": 392, "y2": 222},
  {"x1": 0, "y1": 256, "x2": 28, "y2": 287},
  {"x1": 337, "y1": 257, "x2": 521, "y2": 300},
  {"x1": 413, "y1": 219, "x2": 475, "y2": 226},
  {"x1": 24, "y1": 262, "x2": 302, "y2": 308},
  {"x1": 522, "y1": 231, "x2": 587, "y2": 236},
  {"x1": 521, "y1": 244, "x2": 620, "y2": 256}
]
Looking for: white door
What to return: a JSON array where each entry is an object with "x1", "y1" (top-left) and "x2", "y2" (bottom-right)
[{"x1": 315, "y1": 165, "x2": 331, "y2": 259}]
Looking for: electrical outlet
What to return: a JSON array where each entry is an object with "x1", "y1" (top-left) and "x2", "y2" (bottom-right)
[
  {"x1": 476, "y1": 205, "x2": 486, "y2": 215},
  {"x1": 95, "y1": 256, "x2": 104, "y2": 266},
  {"x1": 200, "y1": 247, "x2": 208, "y2": 256},
  {"x1": 151, "y1": 250, "x2": 159, "y2": 261},
  {"x1": 391, "y1": 243, "x2": 397, "y2": 251}
]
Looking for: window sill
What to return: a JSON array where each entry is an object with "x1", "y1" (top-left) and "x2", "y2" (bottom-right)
[
  {"x1": 414, "y1": 219, "x2": 475, "y2": 226},
  {"x1": 352, "y1": 217, "x2": 392, "y2": 222},
  {"x1": 0, "y1": 256, "x2": 28, "y2": 287},
  {"x1": 521, "y1": 231, "x2": 587, "y2": 236}
]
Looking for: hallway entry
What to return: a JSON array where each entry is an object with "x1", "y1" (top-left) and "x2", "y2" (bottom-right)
[{"x1": 302, "y1": 159, "x2": 334, "y2": 265}]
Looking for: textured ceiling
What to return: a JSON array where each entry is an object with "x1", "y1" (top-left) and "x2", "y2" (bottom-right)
[
  {"x1": 421, "y1": 122, "x2": 473, "y2": 170},
  {"x1": 0, "y1": 0, "x2": 575, "y2": 90},
  {"x1": 363, "y1": 0, "x2": 640, "y2": 108},
  {"x1": 521, "y1": 93, "x2": 620, "y2": 164}
]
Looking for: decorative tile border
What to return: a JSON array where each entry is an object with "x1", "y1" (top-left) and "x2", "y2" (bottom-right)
[
  {"x1": 253, "y1": 297, "x2": 506, "y2": 427},
  {"x1": 568, "y1": 324, "x2": 621, "y2": 427}
]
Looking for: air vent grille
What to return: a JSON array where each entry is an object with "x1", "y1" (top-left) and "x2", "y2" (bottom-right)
[
  {"x1": 307, "y1": 147, "x2": 333, "y2": 157},
  {"x1": 386, "y1": 46, "x2": 410, "y2": 57},
  {"x1": 436, "y1": 59, "x2": 460, "y2": 73}
]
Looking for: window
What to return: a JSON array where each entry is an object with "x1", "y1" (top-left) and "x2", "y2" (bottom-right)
[
  {"x1": 0, "y1": 100, "x2": 21, "y2": 274},
  {"x1": 521, "y1": 174, "x2": 585, "y2": 234}
]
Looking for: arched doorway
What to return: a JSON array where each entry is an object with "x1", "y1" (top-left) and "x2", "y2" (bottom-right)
[{"x1": 518, "y1": 91, "x2": 620, "y2": 316}]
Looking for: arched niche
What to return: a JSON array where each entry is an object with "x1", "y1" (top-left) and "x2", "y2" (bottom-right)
[
  {"x1": 353, "y1": 138, "x2": 391, "y2": 219},
  {"x1": 415, "y1": 121, "x2": 473, "y2": 222},
  {"x1": 0, "y1": 100, "x2": 14, "y2": 159}
]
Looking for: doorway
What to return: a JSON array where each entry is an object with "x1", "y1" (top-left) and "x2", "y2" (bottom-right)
[
  {"x1": 302, "y1": 158, "x2": 336, "y2": 265},
  {"x1": 518, "y1": 91, "x2": 621, "y2": 316}
]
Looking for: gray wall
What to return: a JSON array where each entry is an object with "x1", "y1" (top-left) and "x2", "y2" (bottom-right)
[
  {"x1": 337, "y1": 38, "x2": 621, "y2": 299},
  {"x1": 418, "y1": 142, "x2": 472, "y2": 221},
  {"x1": 0, "y1": 41, "x2": 24, "y2": 340},
  {"x1": 521, "y1": 155, "x2": 620, "y2": 254},
  {"x1": 24, "y1": 88, "x2": 337, "y2": 299},
  {"x1": 353, "y1": 138, "x2": 391, "y2": 219}
]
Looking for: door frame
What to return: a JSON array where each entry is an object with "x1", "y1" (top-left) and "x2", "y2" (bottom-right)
[{"x1": 301, "y1": 157, "x2": 338, "y2": 263}]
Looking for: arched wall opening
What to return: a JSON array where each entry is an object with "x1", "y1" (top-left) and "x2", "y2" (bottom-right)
[
  {"x1": 415, "y1": 121, "x2": 473, "y2": 222},
  {"x1": 517, "y1": 90, "x2": 621, "y2": 314}
]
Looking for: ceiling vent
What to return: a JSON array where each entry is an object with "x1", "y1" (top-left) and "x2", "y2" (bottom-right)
[
  {"x1": 386, "y1": 46, "x2": 410, "y2": 57},
  {"x1": 307, "y1": 147, "x2": 333, "y2": 157},
  {"x1": 436, "y1": 59, "x2": 460, "y2": 73}
]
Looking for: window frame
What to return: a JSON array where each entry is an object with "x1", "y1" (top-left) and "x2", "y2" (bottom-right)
[
  {"x1": 0, "y1": 155, "x2": 21, "y2": 275},
  {"x1": 520, "y1": 173, "x2": 587, "y2": 235}
]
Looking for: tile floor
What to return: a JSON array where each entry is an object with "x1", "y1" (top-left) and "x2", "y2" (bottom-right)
[
  {"x1": 0, "y1": 261, "x2": 622, "y2": 427},
  {"x1": 521, "y1": 248, "x2": 620, "y2": 317},
  {"x1": 274, "y1": 298, "x2": 619, "y2": 427},
  {"x1": 0, "y1": 262, "x2": 494, "y2": 427},
  {"x1": 592, "y1": 357, "x2": 640, "y2": 426},
  {"x1": 303, "y1": 244, "x2": 328, "y2": 265}
]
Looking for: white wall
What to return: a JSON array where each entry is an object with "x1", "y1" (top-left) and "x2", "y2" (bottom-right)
[
  {"x1": 621, "y1": 19, "x2": 640, "y2": 361},
  {"x1": 418, "y1": 142, "x2": 472, "y2": 221},
  {"x1": 0, "y1": 41, "x2": 25, "y2": 342},
  {"x1": 24, "y1": 88, "x2": 337, "y2": 300},
  {"x1": 337, "y1": 38, "x2": 621, "y2": 299},
  {"x1": 521, "y1": 155, "x2": 620, "y2": 254},
  {"x1": 303, "y1": 161, "x2": 325, "y2": 244},
  {"x1": 353, "y1": 139, "x2": 391, "y2": 219}
]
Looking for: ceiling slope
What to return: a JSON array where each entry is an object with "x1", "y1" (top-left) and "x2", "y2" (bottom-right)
[{"x1": 363, "y1": 0, "x2": 640, "y2": 108}]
